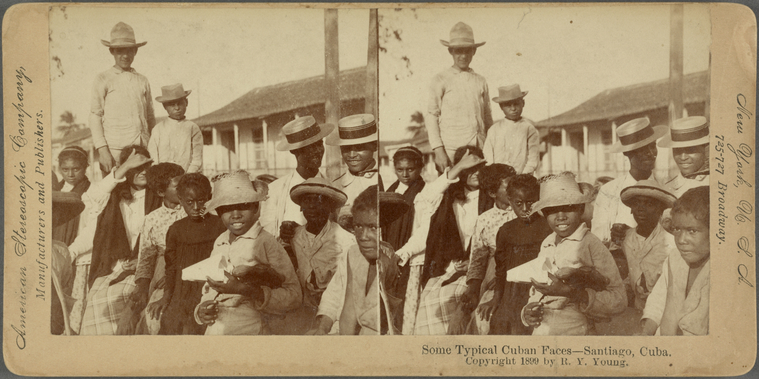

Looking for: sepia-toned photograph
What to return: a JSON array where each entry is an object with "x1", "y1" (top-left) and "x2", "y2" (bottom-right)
[
  {"x1": 47, "y1": 6, "x2": 382, "y2": 337},
  {"x1": 378, "y1": 5, "x2": 712, "y2": 337},
  {"x1": 2, "y1": 2, "x2": 756, "y2": 377}
]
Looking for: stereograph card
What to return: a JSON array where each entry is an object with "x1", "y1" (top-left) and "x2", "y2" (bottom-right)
[{"x1": 2, "y1": 3, "x2": 756, "y2": 376}]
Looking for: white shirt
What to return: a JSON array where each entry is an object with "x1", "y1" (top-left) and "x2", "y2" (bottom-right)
[
  {"x1": 452, "y1": 189, "x2": 479, "y2": 250},
  {"x1": 260, "y1": 170, "x2": 324, "y2": 237},
  {"x1": 483, "y1": 117, "x2": 540, "y2": 175},
  {"x1": 591, "y1": 172, "x2": 655, "y2": 245},
  {"x1": 393, "y1": 181, "x2": 409, "y2": 195}
]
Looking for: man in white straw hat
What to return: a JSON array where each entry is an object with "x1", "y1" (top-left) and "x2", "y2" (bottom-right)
[
  {"x1": 591, "y1": 117, "x2": 667, "y2": 250},
  {"x1": 90, "y1": 22, "x2": 155, "y2": 175},
  {"x1": 483, "y1": 84, "x2": 540, "y2": 175},
  {"x1": 326, "y1": 113, "x2": 381, "y2": 231},
  {"x1": 427, "y1": 22, "x2": 493, "y2": 173},
  {"x1": 260, "y1": 115, "x2": 334, "y2": 242},
  {"x1": 619, "y1": 179, "x2": 677, "y2": 311},
  {"x1": 148, "y1": 83, "x2": 203, "y2": 173},
  {"x1": 658, "y1": 116, "x2": 710, "y2": 197}
]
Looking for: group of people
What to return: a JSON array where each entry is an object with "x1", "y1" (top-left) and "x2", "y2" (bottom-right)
[
  {"x1": 375, "y1": 22, "x2": 711, "y2": 336},
  {"x1": 51, "y1": 22, "x2": 383, "y2": 336}
]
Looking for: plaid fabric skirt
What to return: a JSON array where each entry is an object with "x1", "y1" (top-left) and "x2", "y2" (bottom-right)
[
  {"x1": 68, "y1": 263, "x2": 90, "y2": 335},
  {"x1": 413, "y1": 270, "x2": 468, "y2": 335},
  {"x1": 79, "y1": 268, "x2": 137, "y2": 335}
]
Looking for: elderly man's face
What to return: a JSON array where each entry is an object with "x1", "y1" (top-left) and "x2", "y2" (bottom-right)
[{"x1": 449, "y1": 47, "x2": 475, "y2": 70}]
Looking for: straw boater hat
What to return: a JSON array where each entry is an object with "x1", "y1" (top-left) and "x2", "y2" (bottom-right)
[
  {"x1": 101, "y1": 22, "x2": 147, "y2": 48},
  {"x1": 609, "y1": 117, "x2": 668, "y2": 153},
  {"x1": 276, "y1": 116, "x2": 335, "y2": 151},
  {"x1": 52, "y1": 191, "x2": 85, "y2": 228},
  {"x1": 440, "y1": 22, "x2": 486, "y2": 48},
  {"x1": 290, "y1": 177, "x2": 347, "y2": 209},
  {"x1": 492, "y1": 84, "x2": 528, "y2": 103},
  {"x1": 657, "y1": 116, "x2": 710, "y2": 148},
  {"x1": 155, "y1": 83, "x2": 191, "y2": 103},
  {"x1": 531, "y1": 172, "x2": 593, "y2": 216},
  {"x1": 206, "y1": 170, "x2": 266, "y2": 212},
  {"x1": 620, "y1": 179, "x2": 676, "y2": 209},
  {"x1": 379, "y1": 192, "x2": 410, "y2": 227},
  {"x1": 326, "y1": 114, "x2": 378, "y2": 146}
]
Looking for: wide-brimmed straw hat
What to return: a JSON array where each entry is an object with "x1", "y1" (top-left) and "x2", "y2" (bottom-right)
[
  {"x1": 155, "y1": 83, "x2": 191, "y2": 103},
  {"x1": 290, "y1": 177, "x2": 347, "y2": 209},
  {"x1": 53, "y1": 191, "x2": 85, "y2": 228},
  {"x1": 326, "y1": 114, "x2": 378, "y2": 146},
  {"x1": 206, "y1": 171, "x2": 266, "y2": 212},
  {"x1": 609, "y1": 117, "x2": 668, "y2": 153},
  {"x1": 101, "y1": 22, "x2": 147, "y2": 48},
  {"x1": 492, "y1": 84, "x2": 528, "y2": 103},
  {"x1": 379, "y1": 191, "x2": 410, "y2": 227},
  {"x1": 440, "y1": 22, "x2": 485, "y2": 48},
  {"x1": 620, "y1": 179, "x2": 676, "y2": 208},
  {"x1": 532, "y1": 173, "x2": 593, "y2": 216},
  {"x1": 276, "y1": 116, "x2": 335, "y2": 151},
  {"x1": 658, "y1": 116, "x2": 710, "y2": 148}
]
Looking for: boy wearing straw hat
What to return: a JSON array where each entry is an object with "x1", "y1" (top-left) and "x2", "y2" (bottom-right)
[
  {"x1": 195, "y1": 171, "x2": 301, "y2": 335},
  {"x1": 591, "y1": 117, "x2": 667, "y2": 250},
  {"x1": 521, "y1": 172, "x2": 626, "y2": 336},
  {"x1": 483, "y1": 84, "x2": 540, "y2": 175},
  {"x1": 427, "y1": 22, "x2": 493, "y2": 172},
  {"x1": 275, "y1": 177, "x2": 353, "y2": 334},
  {"x1": 148, "y1": 84, "x2": 203, "y2": 173},
  {"x1": 260, "y1": 116, "x2": 333, "y2": 243},
  {"x1": 90, "y1": 22, "x2": 155, "y2": 174},
  {"x1": 326, "y1": 114, "x2": 381, "y2": 231},
  {"x1": 619, "y1": 180, "x2": 677, "y2": 311},
  {"x1": 658, "y1": 116, "x2": 710, "y2": 197}
]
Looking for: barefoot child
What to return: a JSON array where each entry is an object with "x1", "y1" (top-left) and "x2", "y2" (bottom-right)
[
  {"x1": 157, "y1": 173, "x2": 226, "y2": 334},
  {"x1": 522, "y1": 172, "x2": 626, "y2": 335},
  {"x1": 640, "y1": 186, "x2": 709, "y2": 335},
  {"x1": 195, "y1": 171, "x2": 301, "y2": 335},
  {"x1": 148, "y1": 84, "x2": 203, "y2": 173}
]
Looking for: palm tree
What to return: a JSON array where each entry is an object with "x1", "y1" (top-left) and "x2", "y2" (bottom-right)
[
  {"x1": 57, "y1": 111, "x2": 81, "y2": 137},
  {"x1": 405, "y1": 111, "x2": 425, "y2": 139}
]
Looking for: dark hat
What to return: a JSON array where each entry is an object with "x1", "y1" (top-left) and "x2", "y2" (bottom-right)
[{"x1": 379, "y1": 191, "x2": 410, "y2": 227}]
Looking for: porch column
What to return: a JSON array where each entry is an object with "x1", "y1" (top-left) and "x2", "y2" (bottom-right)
[
  {"x1": 582, "y1": 124, "x2": 589, "y2": 181},
  {"x1": 212, "y1": 127, "x2": 220, "y2": 172},
  {"x1": 233, "y1": 123, "x2": 240, "y2": 170},
  {"x1": 262, "y1": 118, "x2": 269, "y2": 172},
  {"x1": 560, "y1": 128, "x2": 568, "y2": 171}
]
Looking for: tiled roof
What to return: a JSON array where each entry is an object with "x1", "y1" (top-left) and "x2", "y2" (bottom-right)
[
  {"x1": 194, "y1": 66, "x2": 367, "y2": 128},
  {"x1": 537, "y1": 71, "x2": 708, "y2": 128}
]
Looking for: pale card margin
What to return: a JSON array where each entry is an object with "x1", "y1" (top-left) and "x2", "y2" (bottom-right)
[{"x1": 1, "y1": 2, "x2": 757, "y2": 377}]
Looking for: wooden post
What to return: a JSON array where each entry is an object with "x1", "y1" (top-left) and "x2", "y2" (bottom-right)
[
  {"x1": 324, "y1": 9, "x2": 341, "y2": 180},
  {"x1": 366, "y1": 9, "x2": 379, "y2": 117},
  {"x1": 669, "y1": 4, "x2": 684, "y2": 123},
  {"x1": 233, "y1": 123, "x2": 240, "y2": 170},
  {"x1": 582, "y1": 124, "x2": 589, "y2": 181}
]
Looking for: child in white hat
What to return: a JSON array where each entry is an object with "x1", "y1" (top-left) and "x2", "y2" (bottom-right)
[
  {"x1": 194, "y1": 171, "x2": 301, "y2": 335},
  {"x1": 483, "y1": 84, "x2": 540, "y2": 175},
  {"x1": 91, "y1": 22, "x2": 155, "y2": 174},
  {"x1": 521, "y1": 172, "x2": 626, "y2": 335},
  {"x1": 148, "y1": 83, "x2": 203, "y2": 173}
]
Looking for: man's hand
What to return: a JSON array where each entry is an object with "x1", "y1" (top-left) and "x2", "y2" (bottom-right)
[
  {"x1": 639, "y1": 318, "x2": 658, "y2": 336},
  {"x1": 433, "y1": 147, "x2": 451, "y2": 173},
  {"x1": 126, "y1": 282, "x2": 150, "y2": 312},
  {"x1": 523, "y1": 302, "x2": 544, "y2": 327},
  {"x1": 114, "y1": 149, "x2": 152, "y2": 180},
  {"x1": 460, "y1": 280, "x2": 482, "y2": 313},
  {"x1": 197, "y1": 300, "x2": 218, "y2": 325},
  {"x1": 531, "y1": 272, "x2": 574, "y2": 298},
  {"x1": 448, "y1": 150, "x2": 485, "y2": 179},
  {"x1": 476, "y1": 299, "x2": 499, "y2": 322},
  {"x1": 279, "y1": 221, "x2": 300, "y2": 242},
  {"x1": 147, "y1": 296, "x2": 169, "y2": 320},
  {"x1": 97, "y1": 147, "x2": 115, "y2": 173}
]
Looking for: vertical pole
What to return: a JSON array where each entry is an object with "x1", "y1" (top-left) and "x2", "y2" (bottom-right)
[
  {"x1": 212, "y1": 127, "x2": 220, "y2": 173},
  {"x1": 233, "y1": 123, "x2": 240, "y2": 171},
  {"x1": 366, "y1": 9, "x2": 379, "y2": 117},
  {"x1": 262, "y1": 118, "x2": 269, "y2": 173},
  {"x1": 582, "y1": 124, "x2": 589, "y2": 181},
  {"x1": 668, "y1": 4, "x2": 684, "y2": 180},
  {"x1": 560, "y1": 128, "x2": 568, "y2": 171},
  {"x1": 324, "y1": 9, "x2": 341, "y2": 180}
]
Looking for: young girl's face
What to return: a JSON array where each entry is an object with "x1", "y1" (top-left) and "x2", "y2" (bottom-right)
[
  {"x1": 508, "y1": 188, "x2": 538, "y2": 220},
  {"x1": 543, "y1": 204, "x2": 583, "y2": 239},
  {"x1": 179, "y1": 187, "x2": 209, "y2": 220},
  {"x1": 60, "y1": 158, "x2": 86, "y2": 186},
  {"x1": 394, "y1": 158, "x2": 421, "y2": 186},
  {"x1": 464, "y1": 169, "x2": 480, "y2": 191},
  {"x1": 354, "y1": 209, "x2": 379, "y2": 261},
  {"x1": 163, "y1": 176, "x2": 182, "y2": 205},
  {"x1": 340, "y1": 143, "x2": 374, "y2": 174},
  {"x1": 129, "y1": 159, "x2": 150, "y2": 190},
  {"x1": 218, "y1": 202, "x2": 260, "y2": 238},
  {"x1": 671, "y1": 212, "x2": 709, "y2": 266}
]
